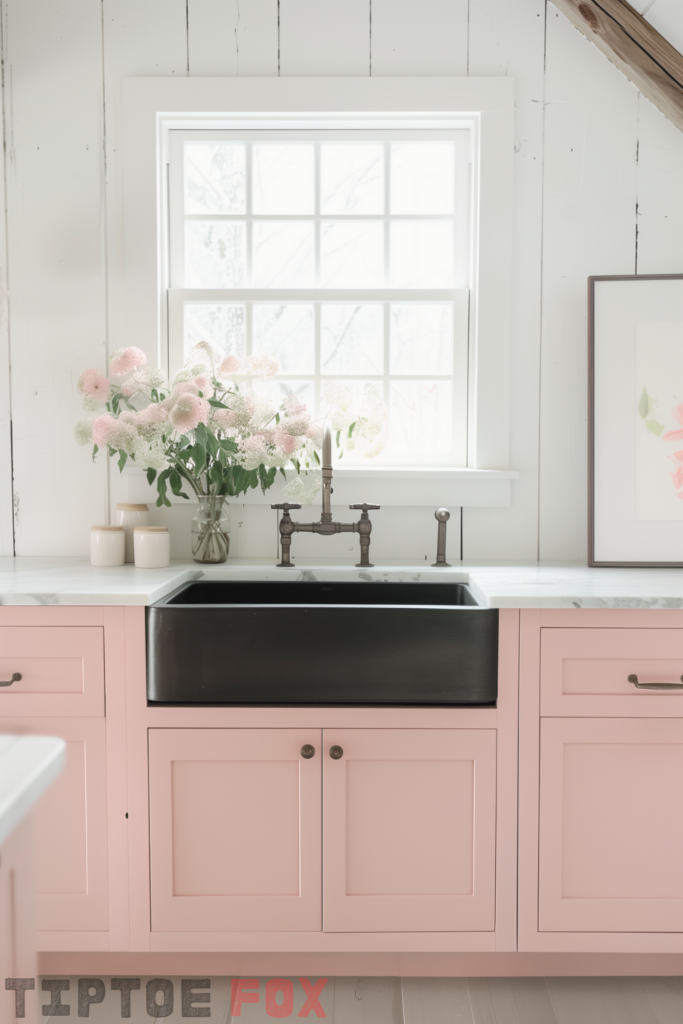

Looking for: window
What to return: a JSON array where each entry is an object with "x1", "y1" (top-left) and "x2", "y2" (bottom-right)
[{"x1": 167, "y1": 128, "x2": 471, "y2": 467}]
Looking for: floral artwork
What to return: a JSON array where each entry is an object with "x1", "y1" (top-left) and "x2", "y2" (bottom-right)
[
  {"x1": 635, "y1": 323, "x2": 683, "y2": 520},
  {"x1": 75, "y1": 342, "x2": 387, "y2": 508}
]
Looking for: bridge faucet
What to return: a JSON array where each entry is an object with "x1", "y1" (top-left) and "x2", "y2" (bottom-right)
[{"x1": 272, "y1": 422, "x2": 380, "y2": 568}]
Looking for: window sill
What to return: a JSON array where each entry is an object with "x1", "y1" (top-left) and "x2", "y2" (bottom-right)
[{"x1": 121, "y1": 466, "x2": 518, "y2": 508}]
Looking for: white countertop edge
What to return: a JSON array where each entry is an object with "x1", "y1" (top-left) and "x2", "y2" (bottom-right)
[
  {"x1": 0, "y1": 736, "x2": 66, "y2": 847},
  {"x1": 1, "y1": 558, "x2": 683, "y2": 608}
]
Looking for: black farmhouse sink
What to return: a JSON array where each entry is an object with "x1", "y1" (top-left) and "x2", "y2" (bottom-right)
[{"x1": 146, "y1": 580, "x2": 498, "y2": 706}]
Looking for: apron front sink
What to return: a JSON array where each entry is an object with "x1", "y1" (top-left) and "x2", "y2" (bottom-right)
[{"x1": 147, "y1": 580, "x2": 498, "y2": 706}]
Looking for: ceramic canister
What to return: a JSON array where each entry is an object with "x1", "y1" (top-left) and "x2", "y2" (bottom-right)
[
  {"x1": 134, "y1": 526, "x2": 170, "y2": 569},
  {"x1": 115, "y1": 503, "x2": 150, "y2": 562},
  {"x1": 90, "y1": 526, "x2": 125, "y2": 567}
]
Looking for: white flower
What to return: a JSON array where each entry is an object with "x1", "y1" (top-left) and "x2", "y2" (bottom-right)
[
  {"x1": 74, "y1": 420, "x2": 94, "y2": 446},
  {"x1": 283, "y1": 473, "x2": 322, "y2": 505},
  {"x1": 134, "y1": 366, "x2": 168, "y2": 390},
  {"x1": 137, "y1": 441, "x2": 170, "y2": 472},
  {"x1": 82, "y1": 396, "x2": 105, "y2": 414}
]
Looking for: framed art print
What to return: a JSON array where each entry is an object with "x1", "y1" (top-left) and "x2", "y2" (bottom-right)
[{"x1": 589, "y1": 274, "x2": 683, "y2": 566}]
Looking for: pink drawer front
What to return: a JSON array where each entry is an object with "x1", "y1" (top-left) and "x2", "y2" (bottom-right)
[
  {"x1": 0, "y1": 627, "x2": 104, "y2": 717},
  {"x1": 540, "y1": 628, "x2": 683, "y2": 717}
]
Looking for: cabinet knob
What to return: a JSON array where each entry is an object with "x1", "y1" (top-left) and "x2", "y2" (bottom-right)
[
  {"x1": 300, "y1": 744, "x2": 315, "y2": 759},
  {"x1": 0, "y1": 672, "x2": 21, "y2": 687},
  {"x1": 329, "y1": 745, "x2": 344, "y2": 760}
]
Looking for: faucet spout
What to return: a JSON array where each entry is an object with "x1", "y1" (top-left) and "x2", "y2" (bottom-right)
[{"x1": 321, "y1": 420, "x2": 333, "y2": 522}]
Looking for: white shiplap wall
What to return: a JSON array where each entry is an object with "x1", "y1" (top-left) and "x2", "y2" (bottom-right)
[{"x1": 1, "y1": 0, "x2": 682, "y2": 562}]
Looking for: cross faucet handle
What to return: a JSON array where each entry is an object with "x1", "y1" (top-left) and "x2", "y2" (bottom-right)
[
  {"x1": 271, "y1": 502, "x2": 302, "y2": 511},
  {"x1": 349, "y1": 503, "x2": 380, "y2": 511}
]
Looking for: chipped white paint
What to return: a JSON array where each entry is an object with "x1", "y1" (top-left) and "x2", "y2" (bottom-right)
[{"x1": 0, "y1": 0, "x2": 683, "y2": 560}]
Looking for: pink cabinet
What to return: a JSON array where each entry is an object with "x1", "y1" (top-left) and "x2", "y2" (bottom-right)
[
  {"x1": 16, "y1": 719, "x2": 110, "y2": 936},
  {"x1": 539, "y1": 717, "x2": 683, "y2": 934},
  {"x1": 0, "y1": 626, "x2": 105, "y2": 717},
  {"x1": 323, "y1": 729, "x2": 497, "y2": 933},
  {"x1": 148, "y1": 728, "x2": 322, "y2": 932}
]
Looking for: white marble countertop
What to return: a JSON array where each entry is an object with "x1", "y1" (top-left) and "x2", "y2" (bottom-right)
[
  {"x1": 1, "y1": 556, "x2": 683, "y2": 608},
  {"x1": 0, "y1": 734, "x2": 66, "y2": 847}
]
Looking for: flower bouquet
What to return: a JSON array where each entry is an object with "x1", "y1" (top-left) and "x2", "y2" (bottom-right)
[{"x1": 75, "y1": 342, "x2": 386, "y2": 563}]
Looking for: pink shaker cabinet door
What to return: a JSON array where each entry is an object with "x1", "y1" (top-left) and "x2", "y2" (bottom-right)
[
  {"x1": 322, "y1": 729, "x2": 497, "y2": 933},
  {"x1": 148, "y1": 729, "x2": 322, "y2": 932},
  {"x1": 7, "y1": 719, "x2": 110, "y2": 936},
  {"x1": 539, "y1": 718, "x2": 683, "y2": 933}
]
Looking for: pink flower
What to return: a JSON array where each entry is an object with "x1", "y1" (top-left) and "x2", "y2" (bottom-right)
[
  {"x1": 138, "y1": 403, "x2": 168, "y2": 425},
  {"x1": 120, "y1": 384, "x2": 138, "y2": 398},
  {"x1": 673, "y1": 450, "x2": 683, "y2": 463},
  {"x1": 170, "y1": 394, "x2": 209, "y2": 432},
  {"x1": 92, "y1": 415, "x2": 116, "y2": 447},
  {"x1": 194, "y1": 374, "x2": 210, "y2": 393},
  {"x1": 77, "y1": 368, "x2": 110, "y2": 401},
  {"x1": 110, "y1": 347, "x2": 147, "y2": 377},
  {"x1": 306, "y1": 423, "x2": 324, "y2": 447},
  {"x1": 174, "y1": 381, "x2": 199, "y2": 397},
  {"x1": 275, "y1": 430, "x2": 299, "y2": 455},
  {"x1": 218, "y1": 354, "x2": 243, "y2": 376},
  {"x1": 664, "y1": 429, "x2": 683, "y2": 441},
  {"x1": 672, "y1": 466, "x2": 683, "y2": 489},
  {"x1": 673, "y1": 404, "x2": 683, "y2": 426},
  {"x1": 246, "y1": 353, "x2": 278, "y2": 379},
  {"x1": 282, "y1": 394, "x2": 307, "y2": 415},
  {"x1": 213, "y1": 408, "x2": 238, "y2": 430}
]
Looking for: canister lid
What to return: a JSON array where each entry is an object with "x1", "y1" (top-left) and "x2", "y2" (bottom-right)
[
  {"x1": 116, "y1": 503, "x2": 149, "y2": 511},
  {"x1": 134, "y1": 526, "x2": 169, "y2": 533},
  {"x1": 91, "y1": 525, "x2": 124, "y2": 531}
]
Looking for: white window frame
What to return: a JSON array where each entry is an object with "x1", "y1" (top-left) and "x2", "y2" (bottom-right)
[{"x1": 121, "y1": 77, "x2": 518, "y2": 507}]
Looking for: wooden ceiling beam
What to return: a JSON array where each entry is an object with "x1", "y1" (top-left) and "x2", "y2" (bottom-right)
[{"x1": 551, "y1": 0, "x2": 683, "y2": 132}]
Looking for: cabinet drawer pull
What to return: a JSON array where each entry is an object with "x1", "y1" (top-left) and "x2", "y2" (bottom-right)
[
  {"x1": 300, "y1": 744, "x2": 315, "y2": 759},
  {"x1": 627, "y1": 673, "x2": 683, "y2": 690},
  {"x1": 329, "y1": 745, "x2": 344, "y2": 760},
  {"x1": 0, "y1": 672, "x2": 21, "y2": 687}
]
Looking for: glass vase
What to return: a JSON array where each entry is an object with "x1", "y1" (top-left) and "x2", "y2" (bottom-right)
[{"x1": 191, "y1": 495, "x2": 230, "y2": 564}]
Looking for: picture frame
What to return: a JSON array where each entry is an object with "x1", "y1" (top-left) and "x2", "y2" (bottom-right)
[{"x1": 589, "y1": 274, "x2": 683, "y2": 567}]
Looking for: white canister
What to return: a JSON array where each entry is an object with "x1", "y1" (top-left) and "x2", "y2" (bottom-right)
[
  {"x1": 115, "y1": 503, "x2": 150, "y2": 562},
  {"x1": 90, "y1": 526, "x2": 125, "y2": 567},
  {"x1": 134, "y1": 526, "x2": 170, "y2": 568}
]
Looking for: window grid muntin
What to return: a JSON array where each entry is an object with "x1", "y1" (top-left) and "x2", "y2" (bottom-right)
[{"x1": 169, "y1": 127, "x2": 470, "y2": 466}]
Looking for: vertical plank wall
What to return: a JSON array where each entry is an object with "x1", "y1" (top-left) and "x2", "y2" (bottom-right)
[{"x1": 0, "y1": 0, "x2": 681, "y2": 560}]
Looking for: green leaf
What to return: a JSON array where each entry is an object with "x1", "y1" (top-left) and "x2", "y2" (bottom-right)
[
  {"x1": 645, "y1": 418, "x2": 665, "y2": 437},
  {"x1": 208, "y1": 398, "x2": 228, "y2": 409},
  {"x1": 336, "y1": 430, "x2": 341, "y2": 448},
  {"x1": 210, "y1": 463, "x2": 224, "y2": 489},
  {"x1": 313, "y1": 449, "x2": 320, "y2": 466},
  {"x1": 156, "y1": 468, "x2": 173, "y2": 508},
  {"x1": 146, "y1": 467, "x2": 157, "y2": 485},
  {"x1": 91, "y1": 444, "x2": 99, "y2": 462},
  {"x1": 195, "y1": 422, "x2": 209, "y2": 447},
  {"x1": 205, "y1": 431, "x2": 219, "y2": 459},
  {"x1": 279, "y1": 466, "x2": 287, "y2": 479},
  {"x1": 347, "y1": 420, "x2": 356, "y2": 438},
  {"x1": 169, "y1": 470, "x2": 189, "y2": 499},
  {"x1": 117, "y1": 450, "x2": 128, "y2": 473},
  {"x1": 189, "y1": 444, "x2": 207, "y2": 472},
  {"x1": 220, "y1": 437, "x2": 238, "y2": 453},
  {"x1": 258, "y1": 463, "x2": 277, "y2": 494},
  {"x1": 638, "y1": 386, "x2": 654, "y2": 420}
]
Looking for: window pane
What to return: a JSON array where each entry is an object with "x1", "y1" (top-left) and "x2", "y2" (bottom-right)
[
  {"x1": 254, "y1": 378, "x2": 315, "y2": 414},
  {"x1": 253, "y1": 145, "x2": 314, "y2": 214},
  {"x1": 390, "y1": 304, "x2": 453, "y2": 375},
  {"x1": 184, "y1": 303, "x2": 245, "y2": 362},
  {"x1": 390, "y1": 222, "x2": 454, "y2": 288},
  {"x1": 321, "y1": 144, "x2": 384, "y2": 214},
  {"x1": 390, "y1": 380, "x2": 452, "y2": 453},
  {"x1": 321, "y1": 305, "x2": 384, "y2": 375},
  {"x1": 184, "y1": 143, "x2": 246, "y2": 214},
  {"x1": 321, "y1": 221, "x2": 384, "y2": 288},
  {"x1": 391, "y1": 143, "x2": 455, "y2": 214},
  {"x1": 185, "y1": 221, "x2": 246, "y2": 288},
  {"x1": 253, "y1": 304, "x2": 315, "y2": 374},
  {"x1": 252, "y1": 222, "x2": 314, "y2": 288}
]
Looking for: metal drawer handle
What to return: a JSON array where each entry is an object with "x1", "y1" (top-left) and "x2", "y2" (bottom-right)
[
  {"x1": 628, "y1": 673, "x2": 683, "y2": 691},
  {"x1": 0, "y1": 673, "x2": 21, "y2": 687}
]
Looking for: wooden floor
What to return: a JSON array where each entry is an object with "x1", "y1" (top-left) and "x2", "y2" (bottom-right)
[{"x1": 37, "y1": 975, "x2": 683, "y2": 1022}]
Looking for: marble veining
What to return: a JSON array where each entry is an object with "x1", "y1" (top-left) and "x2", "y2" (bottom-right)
[{"x1": 0, "y1": 557, "x2": 683, "y2": 608}]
